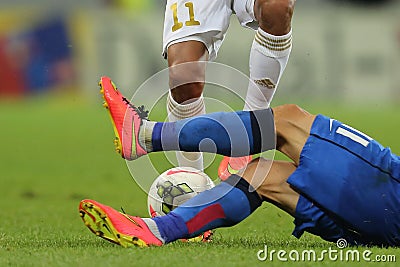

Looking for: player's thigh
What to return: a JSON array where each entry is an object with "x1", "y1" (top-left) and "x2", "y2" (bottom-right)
[
  {"x1": 240, "y1": 158, "x2": 299, "y2": 215},
  {"x1": 167, "y1": 41, "x2": 208, "y2": 67}
]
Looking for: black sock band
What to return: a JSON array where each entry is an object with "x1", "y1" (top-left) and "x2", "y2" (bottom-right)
[
  {"x1": 225, "y1": 174, "x2": 263, "y2": 212},
  {"x1": 249, "y1": 109, "x2": 276, "y2": 154}
]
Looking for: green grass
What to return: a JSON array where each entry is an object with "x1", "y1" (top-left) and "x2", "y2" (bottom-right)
[{"x1": 0, "y1": 94, "x2": 399, "y2": 266}]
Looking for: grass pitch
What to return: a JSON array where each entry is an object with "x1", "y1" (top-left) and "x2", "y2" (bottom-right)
[{"x1": 0, "y1": 94, "x2": 399, "y2": 266}]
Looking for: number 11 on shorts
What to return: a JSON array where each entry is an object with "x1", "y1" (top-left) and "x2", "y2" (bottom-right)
[{"x1": 171, "y1": 2, "x2": 200, "y2": 32}]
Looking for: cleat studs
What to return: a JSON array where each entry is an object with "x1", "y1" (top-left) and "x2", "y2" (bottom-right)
[
  {"x1": 84, "y1": 203, "x2": 93, "y2": 209},
  {"x1": 113, "y1": 139, "x2": 122, "y2": 154},
  {"x1": 103, "y1": 101, "x2": 108, "y2": 108},
  {"x1": 96, "y1": 231, "x2": 104, "y2": 236},
  {"x1": 99, "y1": 82, "x2": 104, "y2": 93},
  {"x1": 79, "y1": 211, "x2": 85, "y2": 217}
]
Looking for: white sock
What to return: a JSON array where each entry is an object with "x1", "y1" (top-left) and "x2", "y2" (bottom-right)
[
  {"x1": 142, "y1": 218, "x2": 165, "y2": 244},
  {"x1": 244, "y1": 28, "x2": 292, "y2": 111},
  {"x1": 167, "y1": 91, "x2": 205, "y2": 171},
  {"x1": 139, "y1": 120, "x2": 156, "y2": 152}
]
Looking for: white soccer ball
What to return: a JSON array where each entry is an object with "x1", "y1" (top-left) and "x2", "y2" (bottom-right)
[{"x1": 148, "y1": 167, "x2": 215, "y2": 217}]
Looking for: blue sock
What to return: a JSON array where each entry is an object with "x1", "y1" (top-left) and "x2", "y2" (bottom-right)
[
  {"x1": 151, "y1": 109, "x2": 275, "y2": 157},
  {"x1": 152, "y1": 175, "x2": 262, "y2": 243}
]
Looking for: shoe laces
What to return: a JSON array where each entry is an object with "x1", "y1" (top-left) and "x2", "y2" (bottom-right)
[
  {"x1": 120, "y1": 206, "x2": 143, "y2": 228},
  {"x1": 120, "y1": 206, "x2": 127, "y2": 214},
  {"x1": 122, "y1": 97, "x2": 149, "y2": 123}
]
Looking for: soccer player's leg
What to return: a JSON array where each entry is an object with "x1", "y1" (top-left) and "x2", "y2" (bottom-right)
[
  {"x1": 121, "y1": 159, "x2": 297, "y2": 245},
  {"x1": 146, "y1": 109, "x2": 276, "y2": 157},
  {"x1": 78, "y1": 173, "x2": 263, "y2": 246},
  {"x1": 100, "y1": 79, "x2": 276, "y2": 160},
  {"x1": 150, "y1": 172, "x2": 266, "y2": 243},
  {"x1": 166, "y1": 41, "x2": 208, "y2": 171},
  {"x1": 151, "y1": 159, "x2": 298, "y2": 244},
  {"x1": 78, "y1": 162, "x2": 266, "y2": 246},
  {"x1": 162, "y1": 0, "x2": 231, "y2": 171},
  {"x1": 243, "y1": 0, "x2": 295, "y2": 110},
  {"x1": 78, "y1": 159, "x2": 298, "y2": 246},
  {"x1": 99, "y1": 76, "x2": 148, "y2": 160},
  {"x1": 219, "y1": 0, "x2": 295, "y2": 177}
]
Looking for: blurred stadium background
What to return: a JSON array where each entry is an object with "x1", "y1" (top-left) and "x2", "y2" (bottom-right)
[{"x1": 0, "y1": 0, "x2": 399, "y2": 103}]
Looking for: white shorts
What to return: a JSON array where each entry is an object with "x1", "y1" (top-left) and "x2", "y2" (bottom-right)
[{"x1": 163, "y1": 0, "x2": 258, "y2": 61}]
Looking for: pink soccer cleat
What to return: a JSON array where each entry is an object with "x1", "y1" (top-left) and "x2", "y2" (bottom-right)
[
  {"x1": 99, "y1": 76, "x2": 148, "y2": 160},
  {"x1": 79, "y1": 199, "x2": 163, "y2": 247},
  {"x1": 218, "y1": 156, "x2": 253, "y2": 181}
]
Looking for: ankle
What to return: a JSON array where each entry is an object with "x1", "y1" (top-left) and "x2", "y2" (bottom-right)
[{"x1": 139, "y1": 120, "x2": 156, "y2": 152}]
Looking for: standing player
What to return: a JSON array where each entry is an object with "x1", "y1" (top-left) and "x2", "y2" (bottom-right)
[
  {"x1": 163, "y1": 0, "x2": 295, "y2": 171},
  {"x1": 80, "y1": 78, "x2": 400, "y2": 247}
]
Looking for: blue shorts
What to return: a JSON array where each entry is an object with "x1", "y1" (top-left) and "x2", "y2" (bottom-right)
[{"x1": 288, "y1": 114, "x2": 400, "y2": 246}]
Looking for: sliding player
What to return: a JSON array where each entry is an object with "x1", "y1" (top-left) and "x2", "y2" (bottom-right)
[
  {"x1": 79, "y1": 78, "x2": 400, "y2": 247},
  {"x1": 163, "y1": 0, "x2": 295, "y2": 171}
]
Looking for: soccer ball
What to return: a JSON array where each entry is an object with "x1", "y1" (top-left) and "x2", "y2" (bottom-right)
[{"x1": 147, "y1": 167, "x2": 215, "y2": 217}]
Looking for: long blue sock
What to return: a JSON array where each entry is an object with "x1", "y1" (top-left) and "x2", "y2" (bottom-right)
[
  {"x1": 152, "y1": 175, "x2": 263, "y2": 243},
  {"x1": 151, "y1": 109, "x2": 275, "y2": 157}
]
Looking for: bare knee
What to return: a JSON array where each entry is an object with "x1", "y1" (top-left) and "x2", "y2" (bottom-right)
[
  {"x1": 168, "y1": 63, "x2": 205, "y2": 103},
  {"x1": 273, "y1": 104, "x2": 314, "y2": 131},
  {"x1": 240, "y1": 158, "x2": 299, "y2": 215},
  {"x1": 167, "y1": 41, "x2": 207, "y2": 103},
  {"x1": 272, "y1": 104, "x2": 315, "y2": 162},
  {"x1": 255, "y1": 0, "x2": 295, "y2": 35},
  {"x1": 240, "y1": 158, "x2": 290, "y2": 197},
  {"x1": 240, "y1": 158, "x2": 274, "y2": 195},
  {"x1": 273, "y1": 104, "x2": 304, "y2": 120},
  {"x1": 273, "y1": 104, "x2": 308, "y2": 138}
]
